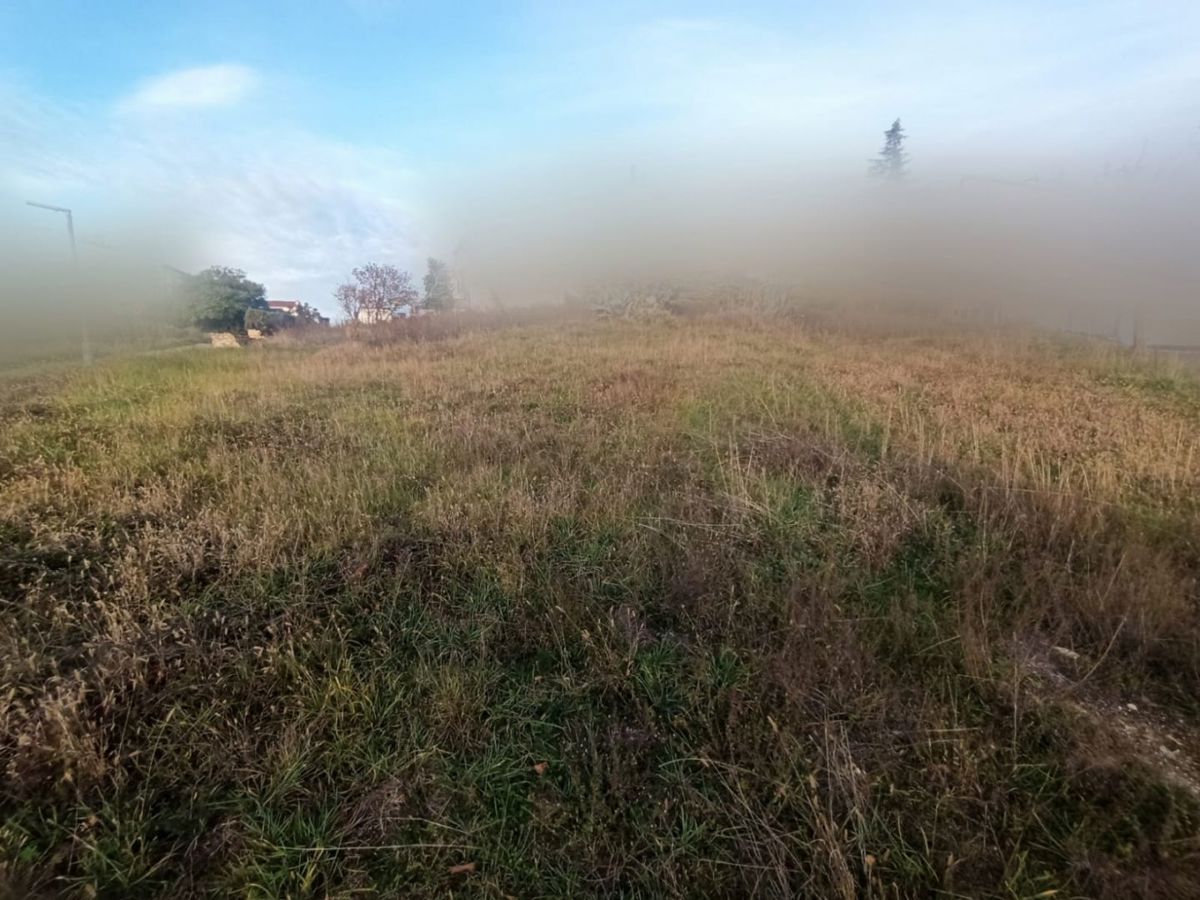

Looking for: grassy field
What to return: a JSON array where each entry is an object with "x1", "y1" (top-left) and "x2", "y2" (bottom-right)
[{"x1": 2, "y1": 315, "x2": 1199, "y2": 898}]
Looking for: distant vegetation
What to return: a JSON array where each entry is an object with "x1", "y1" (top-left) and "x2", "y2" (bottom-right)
[
  {"x1": 422, "y1": 257, "x2": 456, "y2": 312},
  {"x1": 869, "y1": 117, "x2": 909, "y2": 181},
  {"x1": 2, "y1": 309, "x2": 1198, "y2": 897},
  {"x1": 181, "y1": 265, "x2": 267, "y2": 332},
  {"x1": 244, "y1": 302, "x2": 324, "y2": 335},
  {"x1": 334, "y1": 258, "x2": 459, "y2": 324},
  {"x1": 334, "y1": 262, "x2": 420, "y2": 324}
]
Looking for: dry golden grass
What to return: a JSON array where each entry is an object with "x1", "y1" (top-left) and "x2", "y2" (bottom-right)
[{"x1": 1, "y1": 316, "x2": 1198, "y2": 898}]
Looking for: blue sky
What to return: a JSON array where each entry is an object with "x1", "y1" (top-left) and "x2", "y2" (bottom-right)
[{"x1": 2, "y1": 0, "x2": 1198, "y2": 312}]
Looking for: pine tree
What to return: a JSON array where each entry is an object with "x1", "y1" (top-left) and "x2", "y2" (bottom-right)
[{"x1": 869, "y1": 118, "x2": 908, "y2": 181}]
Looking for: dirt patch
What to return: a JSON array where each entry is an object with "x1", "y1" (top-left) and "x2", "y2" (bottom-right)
[{"x1": 1017, "y1": 638, "x2": 1200, "y2": 798}]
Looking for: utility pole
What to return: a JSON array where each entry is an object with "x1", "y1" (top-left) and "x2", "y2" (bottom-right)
[{"x1": 27, "y1": 200, "x2": 92, "y2": 364}]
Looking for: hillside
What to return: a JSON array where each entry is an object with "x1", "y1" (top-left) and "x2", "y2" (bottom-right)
[{"x1": 3, "y1": 318, "x2": 1199, "y2": 898}]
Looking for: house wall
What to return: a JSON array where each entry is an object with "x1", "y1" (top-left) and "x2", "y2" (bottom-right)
[{"x1": 356, "y1": 308, "x2": 393, "y2": 324}]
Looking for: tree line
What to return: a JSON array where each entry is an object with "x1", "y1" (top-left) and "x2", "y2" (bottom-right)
[
  {"x1": 181, "y1": 257, "x2": 457, "y2": 333},
  {"x1": 334, "y1": 257, "x2": 456, "y2": 323}
]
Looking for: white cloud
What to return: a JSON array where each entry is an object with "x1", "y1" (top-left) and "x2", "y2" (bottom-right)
[
  {"x1": 3, "y1": 78, "x2": 421, "y2": 316},
  {"x1": 118, "y1": 64, "x2": 258, "y2": 113}
]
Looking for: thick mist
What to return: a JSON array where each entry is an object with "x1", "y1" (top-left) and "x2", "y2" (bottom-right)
[
  {"x1": 0, "y1": 209, "x2": 196, "y2": 365},
  {"x1": 4, "y1": 147, "x2": 1199, "y2": 362},
  {"x1": 435, "y1": 152, "x2": 1200, "y2": 345}
]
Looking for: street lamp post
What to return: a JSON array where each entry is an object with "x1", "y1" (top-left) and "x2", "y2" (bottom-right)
[{"x1": 26, "y1": 200, "x2": 92, "y2": 364}]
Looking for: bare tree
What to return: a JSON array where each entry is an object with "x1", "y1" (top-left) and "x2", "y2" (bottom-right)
[{"x1": 334, "y1": 263, "x2": 418, "y2": 324}]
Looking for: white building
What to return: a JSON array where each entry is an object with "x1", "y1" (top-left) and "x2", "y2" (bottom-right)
[
  {"x1": 356, "y1": 303, "x2": 414, "y2": 324},
  {"x1": 267, "y1": 300, "x2": 302, "y2": 317}
]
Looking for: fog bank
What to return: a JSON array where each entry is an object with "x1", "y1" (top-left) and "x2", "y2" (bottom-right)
[{"x1": 436, "y1": 153, "x2": 1200, "y2": 344}]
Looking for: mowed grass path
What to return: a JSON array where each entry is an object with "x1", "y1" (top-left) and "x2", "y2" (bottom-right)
[{"x1": 2, "y1": 319, "x2": 1199, "y2": 898}]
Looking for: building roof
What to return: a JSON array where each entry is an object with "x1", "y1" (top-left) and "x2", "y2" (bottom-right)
[{"x1": 267, "y1": 300, "x2": 300, "y2": 310}]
